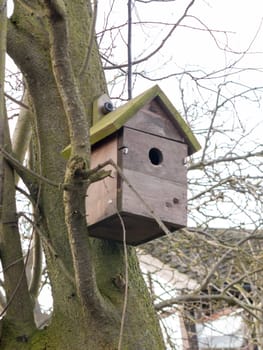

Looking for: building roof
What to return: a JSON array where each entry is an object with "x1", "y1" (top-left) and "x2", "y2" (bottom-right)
[
  {"x1": 140, "y1": 227, "x2": 263, "y2": 325},
  {"x1": 62, "y1": 85, "x2": 201, "y2": 158},
  {"x1": 141, "y1": 227, "x2": 262, "y2": 290}
]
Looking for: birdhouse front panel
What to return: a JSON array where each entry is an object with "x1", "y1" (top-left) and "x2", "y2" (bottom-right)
[
  {"x1": 119, "y1": 126, "x2": 188, "y2": 228},
  {"x1": 120, "y1": 126, "x2": 187, "y2": 182},
  {"x1": 125, "y1": 102, "x2": 185, "y2": 143}
]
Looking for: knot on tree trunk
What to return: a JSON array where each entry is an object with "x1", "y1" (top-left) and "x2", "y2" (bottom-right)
[
  {"x1": 68, "y1": 155, "x2": 88, "y2": 179},
  {"x1": 63, "y1": 156, "x2": 112, "y2": 191}
]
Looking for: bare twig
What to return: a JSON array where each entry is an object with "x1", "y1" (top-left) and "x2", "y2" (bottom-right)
[
  {"x1": 127, "y1": 0, "x2": 132, "y2": 100},
  {"x1": 20, "y1": 213, "x2": 75, "y2": 285},
  {"x1": 0, "y1": 225, "x2": 33, "y2": 319},
  {"x1": 0, "y1": 0, "x2": 7, "y2": 217},
  {"x1": 44, "y1": 0, "x2": 89, "y2": 157},
  {"x1": 154, "y1": 294, "x2": 261, "y2": 320},
  {"x1": 16, "y1": 0, "x2": 38, "y2": 14},
  {"x1": 79, "y1": 0, "x2": 98, "y2": 78},
  {"x1": 84, "y1": 158, "x2": 173, "y2": 236},
  {"x1": 4, "y1": 92, "x2": 30, "y2": 110},
  {"x1": 107, "y1": 159, "x2": 172, "y2": 236},
  {"x1": 189, "y1": 151, "x2": 263, "y2": 171},
  {"x1": 103, "y1": 0, "x2": 196, "y2": 70},
  {"x1": 116, "y1": 211, "x2": 129, "y2": 350},
  {"x1": 188, "y1": 176, "x2": 233, "y2": 201},
  {"x1": 0, "y1": 146, "x2": 60, "y2": 188}
]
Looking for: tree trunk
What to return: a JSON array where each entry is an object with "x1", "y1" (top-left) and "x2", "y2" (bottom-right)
[{"x1": 1, "y1": 1, "x2": 165, "y2": 349}]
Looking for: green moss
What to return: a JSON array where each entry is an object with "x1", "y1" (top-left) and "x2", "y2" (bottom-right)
[
  {"x1": 0, "y1": 321, "x2": 32, "y2": 350},
  {"x1": 62, "y1": 85, "x2": 201, "y2": 158}
]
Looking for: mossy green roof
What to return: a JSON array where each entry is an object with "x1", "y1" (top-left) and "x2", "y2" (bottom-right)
[{"x1": 62, "y1": 85, "x2": 201, "y2": 158}]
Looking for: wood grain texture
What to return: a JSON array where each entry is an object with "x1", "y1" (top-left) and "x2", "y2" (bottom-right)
[
  {"x1": 125, "y1": 107, "x2": 185, "y2": 142},
  {"x1": 121, "y1": 169, "x2": 187, "y2": 227},
  {"x1": 87, "y1": 108, "x2": 189, "y2": 244},
  {"x1": 88, "y1": 212, "x2": 183, "y2": 245},
  {"x1": 121, "y1": 127, "x2": 188, "y2": 183},
  {"x1": 86, "y1": 135, "x2": 118, "y2": 225}
]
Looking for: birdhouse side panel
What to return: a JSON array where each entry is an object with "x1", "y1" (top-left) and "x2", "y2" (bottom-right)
[
  {"x1": 120, "y1": 127, "x2": 187, "y2": 184},
  {"x1": 86, "y1": 135, "x2": 118, "y2": 226},
  {"x1": 120, "y1": 169, "x2": 187, "y2": 228},
  {"x1": 124, "y1": 108, "x2": 185, "y2": 142}
]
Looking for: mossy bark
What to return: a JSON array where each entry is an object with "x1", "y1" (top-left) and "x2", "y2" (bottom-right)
[{"x1": 1, "y1": 1, "x2": 165, "y2": 349}]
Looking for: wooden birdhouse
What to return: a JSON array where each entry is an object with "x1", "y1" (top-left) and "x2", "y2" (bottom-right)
[{"x1": 64, "y1": 85, "x2": 201, "y2": 245}]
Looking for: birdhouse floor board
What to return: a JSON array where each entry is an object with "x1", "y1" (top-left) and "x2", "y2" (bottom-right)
[{"x1": 88, "y1": 212, "x2": 183, "y2": 245}]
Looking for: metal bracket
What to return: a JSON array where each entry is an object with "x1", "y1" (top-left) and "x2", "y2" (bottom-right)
[{"x1": 93, "y1": 94, "x2": 113, "y2": 125}]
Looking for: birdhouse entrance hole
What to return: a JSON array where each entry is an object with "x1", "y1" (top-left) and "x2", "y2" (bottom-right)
[{"x1": 149, "y1": 147, "x2": 163, "y2": 165}]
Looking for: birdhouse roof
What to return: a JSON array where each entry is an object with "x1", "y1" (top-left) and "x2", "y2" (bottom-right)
[
  {"x1": 62, "y1": 85, "x2": 200, "y2": 158},
  {"x1": 90, "y1": 85, "x2": 200, "y2": 155}
]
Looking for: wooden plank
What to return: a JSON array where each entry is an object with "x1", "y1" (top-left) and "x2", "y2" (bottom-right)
[
  {"x1": 120, "y1": 169, "x2": 187, "y2": 227},
  {"x1": 88, "y1": 213, "x2": 182, "y2": 245},
  {"x1": 121, "y1": 127, "x2": 188, "y2": 183},
  {"x1": 125, "y1": 108, "x2": 185, "y2": 142},
  {"x1": 86, "y1": 135, "x2": 118, "y2": 225}
]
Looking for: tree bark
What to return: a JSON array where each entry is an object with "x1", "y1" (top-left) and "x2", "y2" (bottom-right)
[{"x1": 0, "y1": 0, "x2": 7, "y2": 223}]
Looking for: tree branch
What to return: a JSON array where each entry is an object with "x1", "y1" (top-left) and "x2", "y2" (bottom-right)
[
  {"x1": 0, "y1": 0, "x2": 7, "y2": 218},
  {"x1": 188, "y1": 176, "x2": 233, "y2": 201},
  {"x1": 44, "y1": 0, "x2": 89, "y2": 158},
  {"x1": 0, "y1": 109, "x2": 35, "y2": 332},
  {"x1": 11, "y1": 90, "x2": 32, "y2": 184},
  {"x1": 21, "y1": 213, "x2": 75, "y2": 286},
  {"x1": 188, "y1": 151, "x2": 263, "y2": 170},
  {"x1": 4, "y1": 92, "x2": 30, "y2": 110},
  {"x1": 0, "y1": 146, "x2": 60, "y2": 188},
  {"x1": 15, "y1": 0, "x2": 38, "y2": 14},
  {"x1": 200, "y1": 86, "x2": 221, "y2": 163},
  {"x1": 0, "y1": 234, "x2": 33, "y2": 320},
  {"x1": 154, "y1": 294, "x2": 261, "y2": 320},
  {"x1": 44, "y1": 0, "x2": 115, "y2": 322},
  {"x1": 79, "y1": 0, "x2": 97, "y2": 78},
  {"x1": 103, "y1": 0, "x2": 196, "y2": 70},
  {"x1": 28, "y1": 228, "x2": 43, "y2": 300}
]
